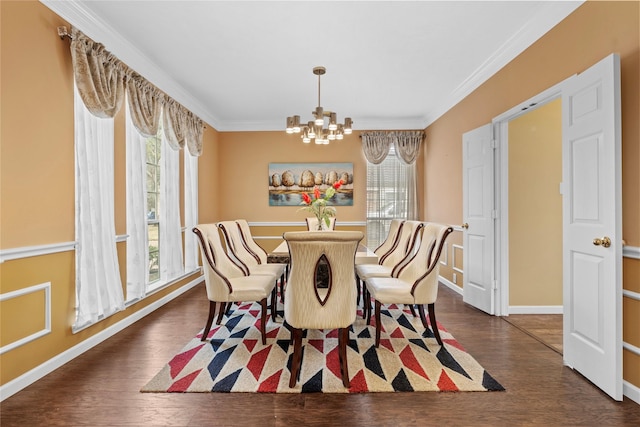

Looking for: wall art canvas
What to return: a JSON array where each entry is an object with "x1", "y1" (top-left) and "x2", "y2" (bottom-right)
[{"x1": 268, "y1": 162, "x2": 354, "y2": 206}]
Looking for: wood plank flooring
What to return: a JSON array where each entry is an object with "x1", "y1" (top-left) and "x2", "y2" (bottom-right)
[
  {"x1": 2, "y1": 284, "x2": 639, "y2": 426},
  {"x1": 502, "y1": 314, "x2": 563, "y2": 354}
]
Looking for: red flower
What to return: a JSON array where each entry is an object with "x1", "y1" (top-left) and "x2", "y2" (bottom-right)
[
  {"x1": 333, "y1": 179, "x2": 344, "y2": 189},
  {"x1": 302, "y1": 192, "x2": 312, "y2": 204},
  {"x1": 314, "y1": 187, "x2": 321, "y2": 200}
]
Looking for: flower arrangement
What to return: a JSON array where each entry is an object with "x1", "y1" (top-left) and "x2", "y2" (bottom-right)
[{"x1": 299, "y1": 179, "x2": 345, "y2": 230}]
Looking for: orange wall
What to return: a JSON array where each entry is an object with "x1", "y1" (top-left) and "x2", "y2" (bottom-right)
[
  {"x1": 424, "y1": 0, "x2": 639, "y2": 388},
  {"x1": 217, "y1": 131, "x2": 367, "y2": 222},
  {"x1": 0, "y1": 1, "x2": 218, "y2": 385},
  {"x1": 216, "y1": 131, "x2": 424, "y2": 225}
]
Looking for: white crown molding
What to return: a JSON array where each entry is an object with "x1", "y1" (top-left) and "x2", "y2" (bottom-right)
[
  {"x1": 219, "y1": 117, "x2": 428, "y2": 132},
  {"x1": 422, "y1": 1, "x2": 584, "y2": 129},
  {"x1": 40, "y1": 0, "x2": 222, "y2": 130},
  {"x1": 41, "y1": 1, "x2": 583, "y2": 133}
]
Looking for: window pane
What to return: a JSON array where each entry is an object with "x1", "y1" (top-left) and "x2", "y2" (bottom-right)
[
  {"x1": 146, "y1": 164, "x2": 157, "y2": 192},
  {"x1": 148, "y1": 223, "x2": 160, "y2": 282},
  {"x1": 147, "y1": 193, "x2": 157, "y2": 220},
  {"x1": 146, "y1": 137, "x2": 157, "y2": 164},
  {"x1": 366, "y1": 151, "x2": 410, "y2": 248}
]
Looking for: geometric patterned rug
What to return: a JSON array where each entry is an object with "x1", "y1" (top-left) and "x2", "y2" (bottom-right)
[{"x1": 141, "y1": 301, "x2": 504, "y2": 393}]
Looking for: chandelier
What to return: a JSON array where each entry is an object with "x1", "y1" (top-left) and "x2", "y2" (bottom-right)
[{"x1": 286, "y1": 66, "x2": 353, "y2": 144}]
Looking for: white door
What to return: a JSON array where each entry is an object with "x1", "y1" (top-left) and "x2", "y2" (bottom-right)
[
  {"x1": 562, "y1": 54, "x2": 622, "y2": 400},
  {"x1": 462, "y1": 124, "x2": 495, "y2": 314}
]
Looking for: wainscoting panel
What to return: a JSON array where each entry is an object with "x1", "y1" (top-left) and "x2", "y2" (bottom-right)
[{"x1": 0, "y1": 282, "x2": 51, "y2": 354}]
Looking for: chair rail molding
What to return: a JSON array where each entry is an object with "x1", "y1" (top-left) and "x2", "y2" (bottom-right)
[{"x1": 623, "y1": 244, "x2": 640, "y2": 259}]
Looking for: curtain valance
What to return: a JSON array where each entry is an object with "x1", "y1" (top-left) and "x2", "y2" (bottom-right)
[
  {"x1": 70, "y1": 27, "x2": 203, "y2": 156},
  {"x1": 361, "y1": 130, "x2": 424, "y2": 165}
]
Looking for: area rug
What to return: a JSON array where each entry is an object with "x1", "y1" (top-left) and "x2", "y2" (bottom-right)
[{"x1": 141, "y1": 302, "x2": 504, "y2": 393}]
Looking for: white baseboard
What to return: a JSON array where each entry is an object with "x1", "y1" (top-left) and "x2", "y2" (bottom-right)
[
  {"x1": 0, "y1": 276, "x2": 204, "y2": 402},
  {"x1": 439, "y1": 276, "x2": 463, "y2": 295},
  {"x1": 508, "y1": 305, "x2": 563, "y2": 314},
  {"x1": 624, "y1": 380, "x2": 640, "y2": 405}
]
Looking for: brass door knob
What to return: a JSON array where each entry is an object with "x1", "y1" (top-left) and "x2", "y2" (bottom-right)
[
  {"x1": 461, "y1": 223, "x2": 469, "y2": 229},
  {"x1": 593, "y1": 236, "x2": 611, "y2": 248}
]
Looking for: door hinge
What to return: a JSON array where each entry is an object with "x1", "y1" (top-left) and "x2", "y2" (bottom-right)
[
  {"x1": 490, "y1": 139, "x2": 498, "y2": 149},
  {"x1": 492, "y1": 280, "x2": 498, "y2": 290},
  {"x1": 492, "y1": 209, "x2": 498, "y2": 219}
]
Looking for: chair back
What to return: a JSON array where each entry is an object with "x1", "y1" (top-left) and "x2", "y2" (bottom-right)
[
  {"x1": 305, "y1": 217, "x2": 336, "y2": 231},
  {"x1": 379, "y1": 220, "x2": 424, "y2": 266},
  {"x1": 193, "y1": 224, "x2": 246, "y2": 301},
  {"x1": 373, "y1": 219, "x2": 404, "y2": 258},
  {"x1": 393, "y1": 223, "x2": 453, "y2": 303},
  {"x1": 236, "y1": 219, "x2": 269, "y2": 263},
  {"x1": 283, "y1": 231, "x2": 363, "y2": 330},
  {"x1": 217, "y1": 220, "x2": 258, "y2": 272}
]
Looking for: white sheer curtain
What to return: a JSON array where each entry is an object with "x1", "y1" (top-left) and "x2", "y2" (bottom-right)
[
  {"x1": 73, "y1": 83, "x2": 124, "y2": 332},
  {"x1": 183, "y1": 151, "x2": 199, "y2": 272},
  {"x1": 159, "y1": 134, "x2": 184, "y2": 283},
  {"x1": 125, "y1": 102, "x2": 149, "y2": 302}
]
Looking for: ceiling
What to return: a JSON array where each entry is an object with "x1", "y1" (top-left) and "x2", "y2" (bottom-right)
[{"x1": 43, "y1": 1, "x2": 583, "y2": 132}]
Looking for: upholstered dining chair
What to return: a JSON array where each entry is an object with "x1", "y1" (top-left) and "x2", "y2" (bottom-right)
[
  {"x1": 283, "y1": 230, "x2": 364, "y2": 388},
  {"x1": 236, "y1": 218, "x2": 288, "y2": 296},
  {"x1": 358, "y1": 220, "x2": 424, "y2": 317},
  {"x1": 305, "y1": 216, "x2": 336, "y2": 231},
  {"x1": 364, "y1": 223, "x2": 453, "y2": 347},
  {"x1": 193, "y1": 224, "x2": 277, "y2": 345},
  {"x1": 353, "y1": 219, "x2": 404, "y2": 306},
  {"x1": 217, "y1": 220, "x2": 287, "y2": 301},
  {"x1": 373, "y1": 219, "x2": 405, "y2": 262}
]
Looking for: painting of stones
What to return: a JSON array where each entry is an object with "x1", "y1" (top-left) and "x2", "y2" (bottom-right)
[{"x1": 268, "y1": 162, "x2": 354, "y2": 206}]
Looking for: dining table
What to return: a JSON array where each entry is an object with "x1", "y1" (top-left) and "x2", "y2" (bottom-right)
[{"x1": 268, "y1": 240, "x2": 378, "y2": 265}]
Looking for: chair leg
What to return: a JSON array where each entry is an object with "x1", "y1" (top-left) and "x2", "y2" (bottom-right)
[
  {"x1": 289, "y1": 328, "x2": 303, "y2": 388},
  {"x1": 216, "y1": 302, "x2": 228, "y2": 325},
  {"x1": 270, "y1": 286, "x2": 277, "y2": 322},
  {"x1": 418, "y1": 304, "x2": 428, "y2": 328},
  {"x1": 409, "y1": 304, "x2": 417, "y2": 317},
  {"x1": 427, "y1": 303, "x2": 443, "y2": 346},
  {"x1": 365, "y1": 288, "x2": 373, "y2": 325},
  {"x1": 356, "y1": 277, "x2": 361, "y2": 306},
  {"x1": 260, "y1": 297, "x2": 268, "y2": 345},
  {"x1": 338, "y1": 327, "x2": 350, "y2": 388},
  {"x1": 374, "y1": 300, "x2": 382, "y2": 347},
  {"x1": 201, "y1": 301, "x2": 217, "y2": 342}
]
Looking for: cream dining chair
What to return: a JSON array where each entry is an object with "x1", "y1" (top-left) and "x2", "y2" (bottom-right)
[
  {"x1": 193, "y1": 224, "x2": 277, "y2": 345},
  {"x1": 358, "y1": 220, "x2": 424, "y2": 318},
  {"x1": 283, "y1": 230, "x2": 363, "y2": 388},
  {"x1": 363, "y1": 223, "x2": 453, "y2": 347},
  {"x1": 217, "y1": 220, "x2": 287, "y2": 303}
]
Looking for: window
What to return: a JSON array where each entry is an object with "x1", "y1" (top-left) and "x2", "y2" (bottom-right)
[
  {"x1": 146, "y1": 131, "x2": 161, "y2": 283},
  {"x1": 126, "y1": 105, "x2": 193, "y2": 300},
  {"x1": 366, "y1": 146, "x2": 416, "y2": 248}
]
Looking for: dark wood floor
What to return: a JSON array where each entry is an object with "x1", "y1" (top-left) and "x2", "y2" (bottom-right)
[
  {"x1": 2, "y1": 284, "x2": 639, "y2": 426},
  {"x1": 502, "y1": 314, "x2": 563, "y2": 355}
]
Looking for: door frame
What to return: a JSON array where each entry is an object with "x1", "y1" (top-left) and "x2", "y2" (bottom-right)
[{"x1": 491, "y1": 77, "x2": 572, "y2": 316}]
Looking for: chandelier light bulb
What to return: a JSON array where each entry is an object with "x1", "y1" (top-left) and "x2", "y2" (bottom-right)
[
  {"x1": 286, "y1": 66, "x2": 353, "y2": 145},
  {"x1": 292, "y1": 115, "x2": 301, "y2": 133}
]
